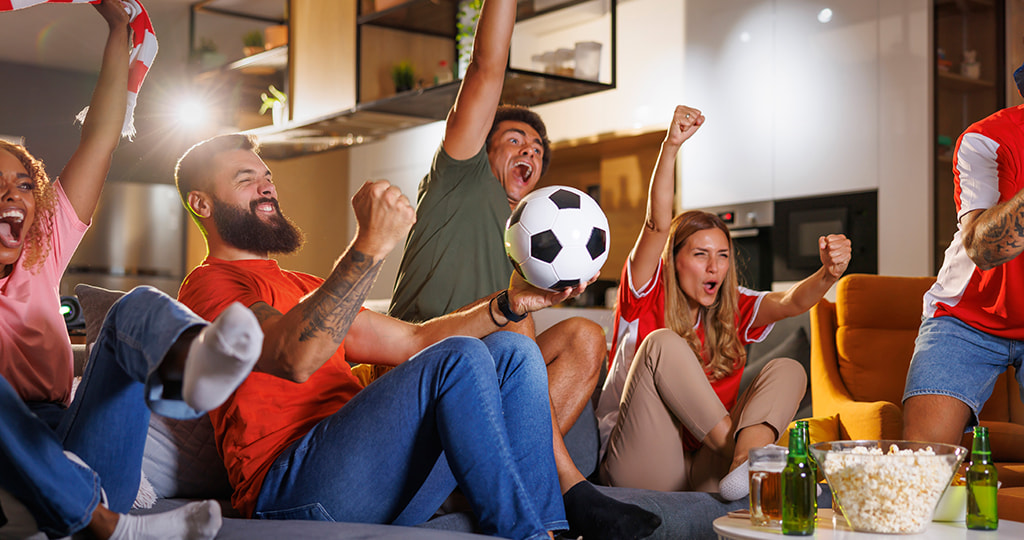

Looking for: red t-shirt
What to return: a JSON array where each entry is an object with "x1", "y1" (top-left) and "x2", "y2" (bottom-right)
[
  {"x1": 608, "y1": 259, "x2": 771, "y2": 450},
  {"x1": 178, "y1": 257, "x2": 364, "y2": 517},
  {"x1": 925, "y1": 105, "x2": 1024, "y2": 338}
]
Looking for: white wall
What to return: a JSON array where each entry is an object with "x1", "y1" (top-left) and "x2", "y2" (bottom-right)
[
  {"x1": 681, "y1": 0, "x2": 931, "y2": 277},
  {"x1": 347, "y1": 122, "x2": 446, "y2": 300}
]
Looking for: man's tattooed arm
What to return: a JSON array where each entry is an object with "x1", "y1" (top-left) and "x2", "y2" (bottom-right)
[
  {"x1": 962, "y1": 194, "x2": 1024, "y2": 271},
  {"x1": 298, "y1": 250, "x2": 383, "y2": 344},
  {"x1": 246, "y1": 249, "x2": 385, "y2": 382}
]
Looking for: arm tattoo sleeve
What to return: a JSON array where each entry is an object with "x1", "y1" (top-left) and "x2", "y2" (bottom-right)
[
  {"x1": 249, "y1": 302, "x2": 282, "y2": 324},
  {"x1": 298, "y1": 250, "x2": 384, "y2": 344},
  {"x1": 976, "y1": 201, "x2": 1024, "y2": 267}
]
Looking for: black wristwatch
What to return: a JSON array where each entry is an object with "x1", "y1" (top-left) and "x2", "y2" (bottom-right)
[{"x1": 496, "y1": 290, "x2": 527, "y2": 323}]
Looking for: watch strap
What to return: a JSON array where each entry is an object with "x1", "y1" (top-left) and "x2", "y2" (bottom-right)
[{"x1": 496, "y1": 290, "x2": 527, "y2": 323}]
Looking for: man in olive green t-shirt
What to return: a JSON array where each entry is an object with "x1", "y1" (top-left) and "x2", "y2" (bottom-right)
[{"x1": 388, "y1": 1, "x2": 660, "y2": 539}]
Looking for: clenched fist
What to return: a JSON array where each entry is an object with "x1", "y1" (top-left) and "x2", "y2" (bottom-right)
[
  {"x1": 819, "y1": 234, "x2": 852, "y2": 279},
  {"x1": 351, "y1": 180, "x2": 416, "y2": 259}
]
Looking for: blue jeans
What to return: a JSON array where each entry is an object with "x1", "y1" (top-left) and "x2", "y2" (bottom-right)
[
  {"x1": 253, "y1": 332, "x2": 566, "y2": 540},
  {"x1": 0, "y1": 286, "x2": 209, "y2": 538},
  {"x1": 904, "y1": 315, "x2": 1024, "y2": 426}
]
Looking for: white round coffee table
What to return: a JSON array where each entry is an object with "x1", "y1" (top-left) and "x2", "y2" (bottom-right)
[{"x1": 713, "y1": 509, "x2": 1024, "y2": 539}]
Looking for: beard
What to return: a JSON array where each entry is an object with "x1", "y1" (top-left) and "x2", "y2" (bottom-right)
[{"x1": 211, "y1": 196, "x2": 304, "y2": 255}]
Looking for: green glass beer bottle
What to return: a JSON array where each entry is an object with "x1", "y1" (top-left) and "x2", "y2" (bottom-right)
[
  {"x1": 966, "y1": 425, "x2": 998, "y2": 530},
  {"x1": 782, "y1": 421, "x2": 815, "y2": 535}
]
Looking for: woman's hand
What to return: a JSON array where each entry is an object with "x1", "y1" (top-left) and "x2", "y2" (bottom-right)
[
  {"x1": 94, "y1": 0, "x2": 131, "y2": 31},
  {"x1": 665, "y1": 105, "x2": 705, "y2": 147},
  {"x1": 819, "y1": 234, "x2": 852, "y2": 279}
]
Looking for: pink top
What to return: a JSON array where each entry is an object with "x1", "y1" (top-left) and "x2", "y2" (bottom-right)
[{"x1": 0, "y1": 182, "x2": 89, "y2": 404}]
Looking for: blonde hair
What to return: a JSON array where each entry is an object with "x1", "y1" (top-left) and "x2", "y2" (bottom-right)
[
  {"x1": 660, "y1": 210, "x2": 746, "y2": 380},
  {"x1": 0, "y1": 141, "x2": 56, "y2": 273}
]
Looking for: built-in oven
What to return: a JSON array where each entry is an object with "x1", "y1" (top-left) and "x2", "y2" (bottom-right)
[{"x1": 696, "y1": 201, "x2": 774, "y2": 291}]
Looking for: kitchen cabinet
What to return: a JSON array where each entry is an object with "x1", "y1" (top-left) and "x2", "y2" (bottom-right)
[
  {"x1": 191, "y1": 0, "x2": 617, "y2": 159},
  {"x1": 189, "y1": 0, "x2": 290, "y2": 131},
  {"x1": 681, "y1": 0, "x2": 882, "y2": 208},
  {"x1": 932, "y1": 0, "x2": 1005, "y2": 271}
]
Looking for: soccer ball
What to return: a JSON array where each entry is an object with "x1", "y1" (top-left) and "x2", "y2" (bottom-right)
[{"x1": 505, "y1": 186, "x2": 610, "y2": 291}]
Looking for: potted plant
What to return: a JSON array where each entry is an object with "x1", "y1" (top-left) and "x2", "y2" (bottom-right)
[
  {"x1": 243, "y1": 30, "x2": 265, "y2": 56},
  {"x1": 194, "y1": 38, "x2": 225, "y2": 70},
  {"x1": 390, "y1": 60, "x2": 415, "y2": 93},
  {"x1": 259, "y1": 84, "x2": 288, "y2": 126}
]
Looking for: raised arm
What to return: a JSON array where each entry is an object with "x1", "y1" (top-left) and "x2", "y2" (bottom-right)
[
  {"x1": 59, "y1": 0, "x2": 130, "y2": 223},
  {"x1": 752, "y1": 234, "x2": 851, "y2": 327},
  {"x1": 442, "y1": 0, "x2": 516, "y2": 160},
  {"x1": 627, "y1": 105, "x2": 705, "y2": 290},
  {"x1": 251, "y1": 180, "x2": 416, "y2": 382}
]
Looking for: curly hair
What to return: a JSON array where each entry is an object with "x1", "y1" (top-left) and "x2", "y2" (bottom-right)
[
  {"x1": 0, "y1": 140, "x2": 56, "y2": 274},
  {"x1": 660, "y1": 210, "x2": 746, "y2": 380},
  {"x1": 486, "y1": 105, "x2": 552, "y2": 176}
]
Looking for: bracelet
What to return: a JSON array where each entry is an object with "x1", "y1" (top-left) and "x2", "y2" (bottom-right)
[
  {"x1": 488, "y1": 294, "x2": 508, "y2": 327},
  {"x1": 496, "y1": 290, "x2": 527, "y2": 323}
]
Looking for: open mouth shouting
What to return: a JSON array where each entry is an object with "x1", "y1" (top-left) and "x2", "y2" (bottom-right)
[
  {"x1": 511, "y1": 159, "x2": 534, "y2": 185},
  {"x1": 702, "y1": 279, "x2": 720, "y2": 297},
  {"x1": 0, "y1": 208, "x2": 26, "y2": 249}
]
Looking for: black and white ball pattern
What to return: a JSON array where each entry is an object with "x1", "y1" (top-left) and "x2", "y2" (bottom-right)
[{"x1": 504, "y1": 186, "x2": 610, "y2": 291}]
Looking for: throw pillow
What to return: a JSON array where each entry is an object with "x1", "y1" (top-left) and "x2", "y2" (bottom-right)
[
  {"x1": 75, "y1": 283, "x2": 126, "y2": 345},
  {"x1": 73, "y1": 283, "x2": 233, "y2": 501},
  {"x1": 777, "y1": 415, "x2": 840, "y2": 447}
]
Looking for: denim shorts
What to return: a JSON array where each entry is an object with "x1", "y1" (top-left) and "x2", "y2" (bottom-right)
[{"x1": 903, "y1": 315, "x2": 1024, "y2": 425}]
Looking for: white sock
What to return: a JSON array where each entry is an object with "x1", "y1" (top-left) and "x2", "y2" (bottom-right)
[
  {"x1": 719, "y1": 460, "x2": 750, "y2": 501},
  {"x1": 183, "y1": 302, "x2": 262, "y2": 412},
  {"x1": 109, "y1": 500, "x2": 221, "y2": 540}
]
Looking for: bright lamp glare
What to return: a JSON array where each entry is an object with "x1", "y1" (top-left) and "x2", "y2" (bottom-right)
[
  {"x1": 175, "y1": 98, "x2": 209, "y2": 129},
  {"x1": 818, "y1": 8, "x2": 833, "y2": 23}
]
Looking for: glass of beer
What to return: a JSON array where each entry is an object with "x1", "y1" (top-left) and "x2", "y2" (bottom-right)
[{"x1": 749, "y1": 445, "x2": 788, "y2": 527}]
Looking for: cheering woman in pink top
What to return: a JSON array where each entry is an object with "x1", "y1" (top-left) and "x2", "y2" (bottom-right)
[
  {"x1": 595, "y1": 105, "x2": 851, "y2": 500},
  {"x1": 0, "y1": 2, "x2": 262, "y2": 539}
]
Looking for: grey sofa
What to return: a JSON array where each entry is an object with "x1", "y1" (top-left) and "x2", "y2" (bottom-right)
[{"x1": 68, "y1": 285, "x2": 755, "y2": 539}]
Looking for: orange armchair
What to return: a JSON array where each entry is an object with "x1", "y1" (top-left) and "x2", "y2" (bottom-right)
[
  {"x1": 809, "y1": 274, "x2": 935, "y2": 440},
  {"x1": 810, "y1": 274, "x2": 1024, "y2": 520}
]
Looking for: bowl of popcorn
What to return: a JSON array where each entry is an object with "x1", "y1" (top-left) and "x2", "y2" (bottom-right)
[{"x1": 809, "y1": 440, "x2": 966, "y2": 534}]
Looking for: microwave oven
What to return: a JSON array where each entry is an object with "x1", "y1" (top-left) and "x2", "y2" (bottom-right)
[{"x1": 772, "y1": 190, "x2": 877, "y2": 282}]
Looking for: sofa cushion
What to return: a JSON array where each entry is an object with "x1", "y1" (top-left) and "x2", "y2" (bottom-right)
[
  {"x1": 836, "y1": 327, "x2": 917, "y2": 404},
  {"x1": 833, "y1": 275, "x2": 934, "y2": 406},
  {"x1": 777, "y1": 415, "x2": 840, "y2": 447},
  {"x1": 76, "y1": 283, "x2": 125, "y2": 345},
  {"x1": 75, "y1": 283, "x2": 234, "y2": 502}
]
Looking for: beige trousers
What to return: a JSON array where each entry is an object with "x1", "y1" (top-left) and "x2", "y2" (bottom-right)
[{"x1": 599, "y1": 328, "x2": 806, "y2": 492}]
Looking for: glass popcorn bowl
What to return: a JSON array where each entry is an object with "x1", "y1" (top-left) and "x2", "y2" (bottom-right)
[{"x1": 809, "y1": 440, "x2": 966, "y2": 534}]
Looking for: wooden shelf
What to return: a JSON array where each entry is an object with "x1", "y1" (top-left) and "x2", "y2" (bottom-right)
[
  {"x1": 249, "y1": 69, "x2": 613, "y2": 158},
  {"x1": 225, "y1": 45, "x2": 288, "y2": 73},
  {"x1": 936, "y1": 70, "x2": 995, "y2": 91}
]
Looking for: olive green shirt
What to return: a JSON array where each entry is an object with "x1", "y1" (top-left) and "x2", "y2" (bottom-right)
[{"x1": 389, "y1": 146, "x2": 513, "y2": 322}]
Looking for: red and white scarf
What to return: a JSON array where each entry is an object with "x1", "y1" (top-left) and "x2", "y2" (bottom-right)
[{"x1": 0, "y1": 0, "x2": 158, "y2": 139}]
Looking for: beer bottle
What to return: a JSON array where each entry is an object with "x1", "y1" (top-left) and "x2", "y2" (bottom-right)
[
  {"x1": 966, "y1": 425, "x2": 998, "y2": 530},
  {"x1": 782, "y1": 421, "x2": 815, "y2": 535}
]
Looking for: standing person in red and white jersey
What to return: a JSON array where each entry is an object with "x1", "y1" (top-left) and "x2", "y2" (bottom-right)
[{"x1": 903, "y1": 64, "x2": 1024, "y2": 445}]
